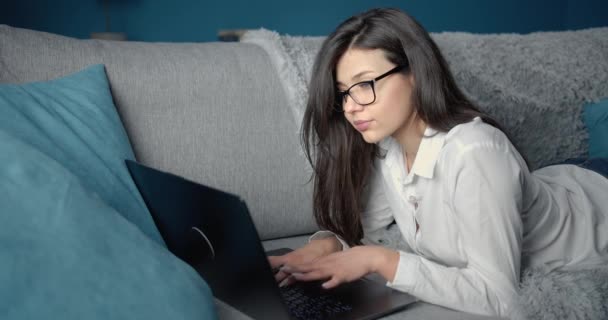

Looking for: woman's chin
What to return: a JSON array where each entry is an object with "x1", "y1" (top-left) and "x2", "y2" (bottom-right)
[{"x1": 360, "y1": 131, "x2": 383, "y2": 144}]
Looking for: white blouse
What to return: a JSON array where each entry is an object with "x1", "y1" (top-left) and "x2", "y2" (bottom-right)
[{"x1": 311, "y1": 117, "x2": 608, "y2": 318}]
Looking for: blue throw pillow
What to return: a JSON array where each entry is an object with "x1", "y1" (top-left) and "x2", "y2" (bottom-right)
[
  {"x1": 0, "y1": 64, "x2": 160, "y2": 243},
  {"x1": 0, "y1": 66, "x2": 217, "y2": 319},
  {"x1": 583, "y1": 98, "x2": 608, "y2": 159}
]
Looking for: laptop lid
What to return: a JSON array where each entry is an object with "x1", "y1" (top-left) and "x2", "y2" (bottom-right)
[{"x1": 125, "y1": 160, "x2": 292, "y2": 319}]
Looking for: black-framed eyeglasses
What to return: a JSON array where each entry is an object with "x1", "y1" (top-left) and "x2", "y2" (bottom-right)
[{"x1": 334, "y1": 65, "x2": 405, "y2": 112}]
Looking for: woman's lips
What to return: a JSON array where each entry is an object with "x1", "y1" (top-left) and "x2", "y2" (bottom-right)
[{"x1": 354, "y1": 120, "x2": 372, "y2": 132}]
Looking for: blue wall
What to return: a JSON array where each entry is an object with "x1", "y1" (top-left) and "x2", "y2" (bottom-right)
[
  {"x1": 566, "y1": 0, "x2": 608, "y2": 30},
  {"x1": 2, "y1": 0, "x2": 607, "y2": 42}
]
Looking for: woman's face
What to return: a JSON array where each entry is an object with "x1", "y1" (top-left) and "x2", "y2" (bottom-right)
[{"x1": 336, "y1": 48, "x2": 417, "y2": 144}]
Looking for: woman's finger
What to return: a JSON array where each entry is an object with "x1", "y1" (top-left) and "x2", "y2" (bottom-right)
[
  {"x1": 291, "y1": 270, "x2": 328, "y2": 281},
  {"x1": 267, "y1": 255, "x2": 285, "y2": 269},
  {"x1": 322, "y1": 277, "x2": 342, "y2": 289},
  {"x1": 281, "y1": 262, "x2": 316, "y2": 274},
  {"x1": 279, "y1": 275, "x2": 297, "y2": 287},
  {"x1": 274, "y1": 270, "x2": 289, "y2": 282}
]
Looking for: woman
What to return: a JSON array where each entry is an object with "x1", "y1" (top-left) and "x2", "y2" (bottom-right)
[{"x1": 269, "y1": 8, "x2": 608, "y2": 317}]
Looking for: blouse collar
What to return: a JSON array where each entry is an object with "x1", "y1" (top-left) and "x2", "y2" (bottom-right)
[{"x1": 378, "y1": 125, "x2": 446, "y2": 181}]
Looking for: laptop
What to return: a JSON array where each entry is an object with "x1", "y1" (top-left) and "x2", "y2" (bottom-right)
[{"x1": 125, "y1": 160, "x2": 416, "y2": 320}]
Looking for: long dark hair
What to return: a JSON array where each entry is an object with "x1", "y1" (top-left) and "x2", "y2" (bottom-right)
[{"x1": 301, "y1": 8, "x2": 506, "y2": 246}]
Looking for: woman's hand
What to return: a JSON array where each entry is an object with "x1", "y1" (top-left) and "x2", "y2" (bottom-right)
[
  {"x1": 268, "y1": 236, "x2": 342, "y2": 287},
  {"x1": 282, "y1": 245, "x2": 399, "y2": 289}
]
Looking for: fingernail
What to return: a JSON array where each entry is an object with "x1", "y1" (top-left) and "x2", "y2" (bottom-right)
[
  {"x1": 280, "y1": 266, "x2": 291, "y2": 272},
  {"x1": 278, "y1": 278, "x2": 290, "y2": 287}
]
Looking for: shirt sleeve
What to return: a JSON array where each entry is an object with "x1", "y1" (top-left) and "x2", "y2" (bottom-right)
[{"x1": 387, "y1": 142, "x2": 525, "y2": 318}]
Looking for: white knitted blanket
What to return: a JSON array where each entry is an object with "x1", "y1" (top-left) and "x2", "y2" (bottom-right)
[
  {"x1": 242, "y1": 28, "x2": 608, "y2": 319},
  {"x1": 242, "y1": 27, "x2": 608, "y2": 170}
]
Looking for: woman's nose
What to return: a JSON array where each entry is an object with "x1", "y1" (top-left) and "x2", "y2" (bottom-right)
[{"x1": 342, "y1": 95, "x2": 364, "y2": 113}]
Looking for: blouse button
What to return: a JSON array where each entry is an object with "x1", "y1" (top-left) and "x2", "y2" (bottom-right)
[{"x1": 408, "y1": 195, "x2": 419, "y2": 209}]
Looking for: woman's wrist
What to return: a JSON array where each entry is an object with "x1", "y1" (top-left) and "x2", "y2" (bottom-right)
[
  {"x1": 310, "y1": 236, "x2": 342, "y2": 255},
  {"x1": 371, "y1": 246, "x2": 400, "y2": 282}
]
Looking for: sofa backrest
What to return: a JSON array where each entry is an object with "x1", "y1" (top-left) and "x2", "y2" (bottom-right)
[{"x1": 0, "y1": 25, "x2": 317, "y2": 240}]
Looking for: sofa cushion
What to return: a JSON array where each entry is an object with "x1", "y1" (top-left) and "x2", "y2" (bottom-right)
[
  {"x1": 0, "y1": 24, "x2": 317, "y2": 240},
  {"x1": 584, "y1": 98, "x2": 608, "y2": 159},
  {"x1": 0, "y1": 66, "x2": 217, "y2": 319}
]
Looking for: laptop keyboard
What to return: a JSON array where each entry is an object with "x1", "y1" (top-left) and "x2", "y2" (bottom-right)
[{"x1": 280, "y1": 284, "x2": 353, "y2": 320}]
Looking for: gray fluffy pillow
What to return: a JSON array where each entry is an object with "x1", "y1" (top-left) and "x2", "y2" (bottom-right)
[{"x1": 243, "y1": 27, "x2": 608, "y2": 169}]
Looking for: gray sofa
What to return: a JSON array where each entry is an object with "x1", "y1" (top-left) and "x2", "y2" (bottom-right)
[{"x1": 1, "y1": 25, "x2": 606, "y2": 320}]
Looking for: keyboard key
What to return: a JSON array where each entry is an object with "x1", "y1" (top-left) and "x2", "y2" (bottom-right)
[{"x1": 280, "y1": 284, "x2": 353, "y2": 320}]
